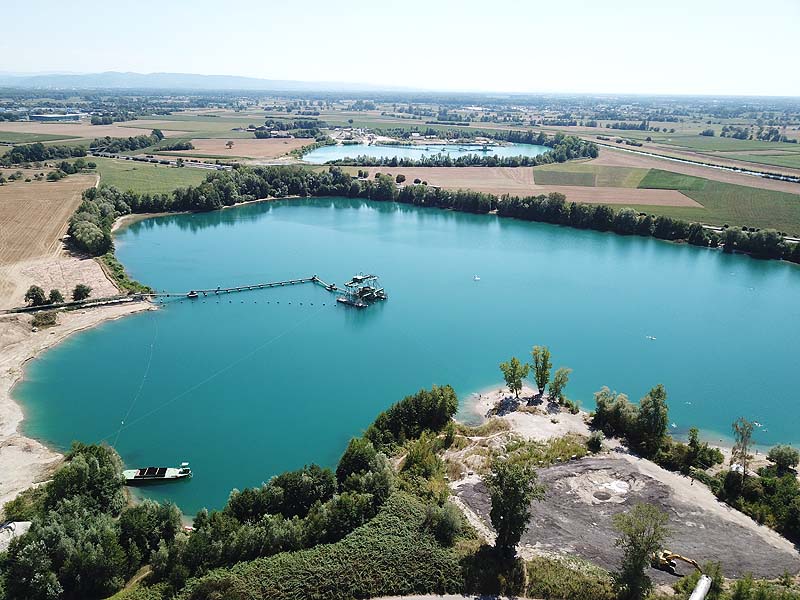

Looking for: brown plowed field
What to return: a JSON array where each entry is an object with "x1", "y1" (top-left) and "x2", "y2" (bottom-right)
[
  {"x1": 0, "y1": 170, "x2": 132, "y2": 309},
  {"x1": 0, "y1": 171, "x2": 96, "y2": 266},
  {"x1": 161, "y1": 137, "x2": 310, "y2": 159},
  {"x1": 366, "y1": 167, "x2": 700, "y2": 207}
]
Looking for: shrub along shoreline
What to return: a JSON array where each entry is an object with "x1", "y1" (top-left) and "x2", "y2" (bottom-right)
[{"x1": 67, "y1": 164, "x2": 800, "y2": 266}]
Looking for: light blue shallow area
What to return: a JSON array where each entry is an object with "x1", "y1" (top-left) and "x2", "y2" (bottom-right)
[
  {"x1": 303, "y1": 142, "x2": 550, "y2": 163},
  {"x1": 15, "y1": 198, "x2": 800, "y2": 513}
]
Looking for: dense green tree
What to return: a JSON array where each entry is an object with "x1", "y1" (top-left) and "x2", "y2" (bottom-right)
[
  {"x1": 48, "y1": 289, "x2": 64, "y2": 304},
  {"x1": 592, "y1": 387, "x2": 636, "y2": 438},
  {"x1": 722, "y1": 227, "x2": 744, "y2": 253},
  {"x1": 118, "y1": 500, "x2": 182, "y2": 572},
  {"x1": 4, "y1": 539, "x2": 63, "y2": 600},
  {"x1": 548, "y1": 367, "x2": 571, "y2": 405},
  {"x1": 499, "y1": 357, "x2": 529, "y2": 399},
  {"x1": 72, "y1": 283, "x2": 92, "y2": 301},
  {"x1": 530, "y1": 346, "x2": 552, "y2": 399},
  {"x1": 687, "y1": 222, "x2": 710, "y2": 246},
  {"x1": 24, "y1": 285, "x2": 47, "y2": 306},
  {"x1": 636, "y1": 384, "x2": 669, "y2": 457},
  {"x1": 731, "y1": 417, "x2": 755, "y2": 481},
  {"x1": 44, "y1": 442, "x2": 125, "y2": 514},
  {"x1": 613, "y1": 503, "x2": 670, "y2": 600},
  {"x1": 365, "y1": 384, "x2": 458, "y2": 451},
  {"x1": 485, "y1": 457, "x2": 544, "y2": 559},
  {"x1": 336, "y1": 437, "x2": 378, "y2": 484},
  {"x1": 767, "y1": 445, "x2": 799, "y2": 475},
  {"x1": 613, "y1": 208, "x2": 639, "y2": 235}
]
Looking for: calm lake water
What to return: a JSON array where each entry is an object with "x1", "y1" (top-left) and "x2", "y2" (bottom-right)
[
  {"x1": 303, "y1": 142, "x2": 550, "y2": 164},
  {"x1": 15, "y1": 198, "x2": 800, "y2": 513}
]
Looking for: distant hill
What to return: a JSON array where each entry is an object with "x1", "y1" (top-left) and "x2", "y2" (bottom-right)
[{"x1": 0, "y1": 71, "x2": 401, "y2": 92}]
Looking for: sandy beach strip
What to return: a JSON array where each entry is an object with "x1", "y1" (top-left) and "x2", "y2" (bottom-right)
[{"x1": 0, "y1": 302, "x2": 151, "y2": 508}]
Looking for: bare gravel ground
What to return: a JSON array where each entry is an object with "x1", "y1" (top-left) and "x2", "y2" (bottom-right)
[{"x1": 456, "y1": 455, "x2": 800, "y2": 583}]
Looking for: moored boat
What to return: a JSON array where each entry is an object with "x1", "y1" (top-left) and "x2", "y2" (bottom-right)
[{"x1": 123, "y1": 462, "x2": 192, "y2": 485}]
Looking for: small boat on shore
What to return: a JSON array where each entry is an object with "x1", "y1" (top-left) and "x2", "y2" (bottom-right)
[{"x1": 123, "y1": 462, "x2": 192, "y2": 485}]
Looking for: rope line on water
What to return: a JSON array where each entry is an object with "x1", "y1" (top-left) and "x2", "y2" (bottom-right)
[
  {"x1": 99, "y1": 302, "x2": 327, "y2": 444},
  {"x1": 111, "y1": 309, "x2": 159, "y2": 448}
]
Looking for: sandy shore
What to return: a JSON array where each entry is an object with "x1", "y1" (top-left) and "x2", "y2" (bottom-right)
[
  {"x1": 467, "y1": 384, "x2": 595, "y2": 442},
  {"x1": 0, "y1": 302, "x2": 151, "y2": 508},
  {"x1": 0, "y1": 219, "x2": 156, "y2": 511}
]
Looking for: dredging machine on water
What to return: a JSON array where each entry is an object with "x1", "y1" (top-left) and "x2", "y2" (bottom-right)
[{"x1": 336, "y1": 274, "x2": 388, "y2": 308}]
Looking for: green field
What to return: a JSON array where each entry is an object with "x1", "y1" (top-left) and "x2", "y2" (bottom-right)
[
  {"x1": 638, "y1": 169, "x2": 708, "y2": 191},
  {"x1": 623, "y1": 171, "x2": 800, "y2": 234},
  {"x1": 0, "y1": 131, "x2": 77, "y2": 144},
  {"x1": 126, "y1": 114, "x2": 265, "y2": 139},
  {"x1": 533, "y1": 163, "x2": 649, "y2": 187},
  {"x1": 93, "y1": 157, "x2": 208, "y2": 194},
  {"x1": 533, "y1": 169, "x2": 595, "y2": 186},
  {"x1": 714, "y1": 152, "x2": 800, "y2": 170},
  {"x1": 530, "y1": 165, "x2": 800, "y2": 233},
  {"x1": 658, "y1": 134, "x2": 800, "y2": 153}
]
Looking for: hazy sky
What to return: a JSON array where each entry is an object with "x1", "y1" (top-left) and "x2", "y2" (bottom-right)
[{"x1": 4, "y1": 0, "x2": 799, "y2": 96}]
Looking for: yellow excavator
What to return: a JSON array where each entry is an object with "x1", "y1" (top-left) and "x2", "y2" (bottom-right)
[{"x1": 651, "y1": 550, "x2": 701, "y2": 576}]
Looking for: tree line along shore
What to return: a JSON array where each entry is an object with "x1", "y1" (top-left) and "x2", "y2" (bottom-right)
[
  {"x1": 2, "y1": 346, "x2": 799, "y2": 600},
  {"x1": 60, "y1": 163, "x2": 800, "y2": 273}
]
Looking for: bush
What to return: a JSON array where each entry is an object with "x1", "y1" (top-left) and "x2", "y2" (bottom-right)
[
  {"x1": 31, "y1": 311, "x2": 58, "y2": 328},
  {"x1": 674, "y1": 562, "x2": 724, "y2": 600},
  {"x1": 588, "y1": 431, "x2": 604, "y2": 453},
  {"x1": 525, "y1": 556, "x2": 615, "y2": 600},
  {"x1": 72, "y1": 283, "x2": 92, "y2": 301},
  {"x1": 336, "y1": 437, "x2": 377, "y2": 484},
  {"x1": 225, "y1": 464, "x2": 335, "y2": 522},
  {"x1": 177, "y1": 492, "x2": 464, "y2": 600},
  {"x1": 422, "y1": 502, "x2": 463, "y2": 546},
  {"x1": 1, "y1": 485, "x2": 47, "y2": 521}
]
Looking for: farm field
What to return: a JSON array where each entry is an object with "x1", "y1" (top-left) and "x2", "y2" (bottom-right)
[
  {"x1": 0, "y1": 132, "x2": 76, "y2": 144},
  {"x1": 590, "y1": 146, "x2": 800, "y2": 193},
  {"x1": 0, "y1": 170, "x2": 96, "y2": 267},
  {"x1": 650, "y1": 181, "x2": 800, "y2": 234},
  {"x1": 533, "y1": 163, "x2": 649, "y2": 187},
  {"x1": 655, "y1": 134, "x2": 798, "y2": 152},
  {"x1": 0, "y1": 120, "x2": 187, "y2": 141},
  {"x1": 0, "y1": 170, "x2": 98, "y2": 305},
  {"x1": 362, "y1": 166, "x2": 699, "y2": 207},
  {"x1": 92, "y1": 157, "x2": 208, "y2": 194},
  {"x1": 157, "y1": 137, "x2": 309, "y2": 160},
  {"x1": 122, "y1": 115, "x2": 264, "y2": 138},
  {"x1": 537, "y1": 123, "x2": 800, "y2": 178},
  {"x1": 710, "y1": 151, "x2": 800, "y2": 170},
  {"x1": 354, "y1": 160, "x2": 800, "y2": 232}
]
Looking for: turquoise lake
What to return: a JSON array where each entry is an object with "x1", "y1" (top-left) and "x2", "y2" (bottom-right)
[
  {"x1": 15, "y1": 198, "x2": 800, "y2": 514},
  {"x1": 303, "y1": 142, "x2": 550, "y2": 164}
]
